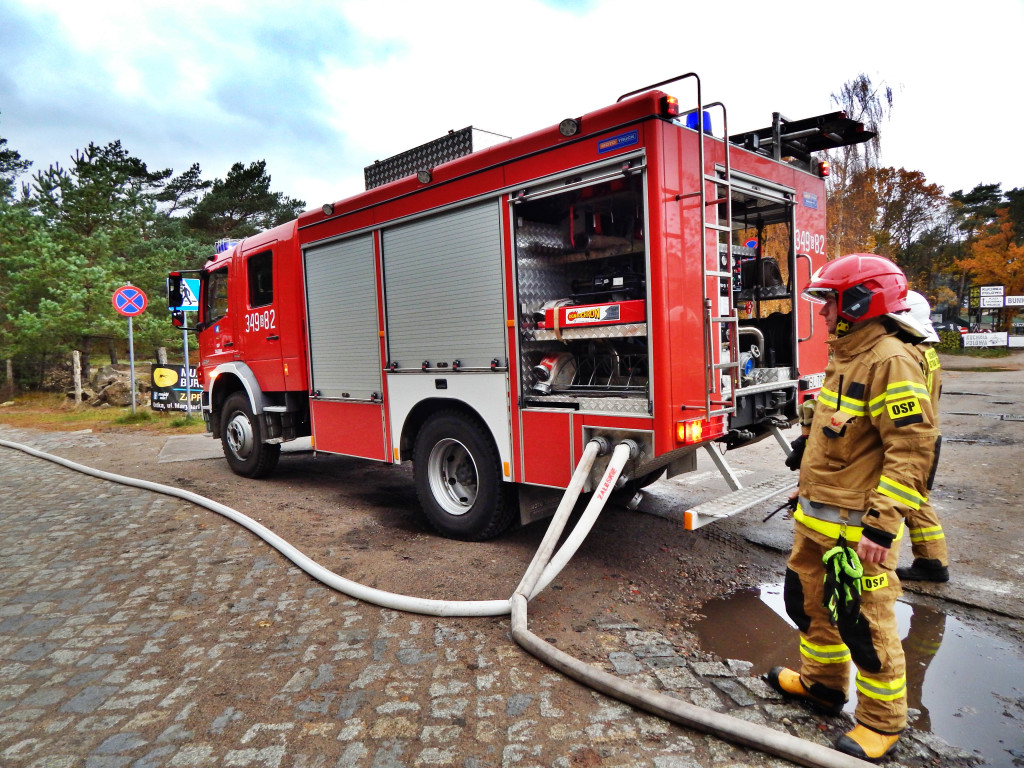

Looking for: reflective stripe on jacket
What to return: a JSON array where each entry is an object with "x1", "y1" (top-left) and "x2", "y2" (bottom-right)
[{"x1": 794, "y1": 498, "x2": 905, "y2": 543}]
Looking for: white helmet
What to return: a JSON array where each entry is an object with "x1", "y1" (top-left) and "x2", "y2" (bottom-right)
[{"x1": 903, "y1": 291, "x2": 940, "y2": 343}]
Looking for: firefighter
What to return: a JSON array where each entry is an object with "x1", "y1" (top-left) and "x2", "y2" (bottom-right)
[
  {"x1": 895, "y1": 291, "x2": 949, "y2": 583},
  {"x1": 766, "y1": 254, "x2": 940, "y2": 762}
]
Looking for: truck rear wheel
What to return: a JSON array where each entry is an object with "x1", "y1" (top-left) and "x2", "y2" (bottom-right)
[
  {"x1": 413, "y1": 411, "x2": 515, "y2": 541},
  {"x1": 221, "y1": 392, "x2": 281, "y2": 478}
]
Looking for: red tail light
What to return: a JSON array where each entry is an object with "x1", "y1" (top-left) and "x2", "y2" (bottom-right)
[{"x1": 676, "y1": 419, "x2": 705, "y2": 445}]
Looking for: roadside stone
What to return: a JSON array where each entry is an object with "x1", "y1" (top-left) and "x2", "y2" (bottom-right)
[
  {"x1": 689, "y1": 660, "x2": 731, "y2": 677},
  {"x1": 710, "y1": 678, "x2": 756, "y2": 707},
  {"x1": 607, "y1": 651, "x2": 643, "y2": 676},
  {"x1": 61, "y1": 685, "x2": 118, "y2": 713},
  {"x1": 623, "y1": 631, "x2": 677, "y2": 657},
  {"x1": 653, "y1": 666, "x2": 701, "y2": 691},
  {"x1": 726, "y1": 659, "x2": 754, "y2": 677},
  {"x1": 735, "y1": 675, "x2": 781, "y2": 700},
  {"x1": 94, "y1": 732, "x2": 149, "y2": 753},
  {"x1": 688, "y1": 687, "x2": 724, "y2": 711}
]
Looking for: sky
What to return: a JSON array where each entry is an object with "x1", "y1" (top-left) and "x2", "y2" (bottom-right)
[{"x1": 2, "y1": 0, "x2": 1023, "y2": 212}]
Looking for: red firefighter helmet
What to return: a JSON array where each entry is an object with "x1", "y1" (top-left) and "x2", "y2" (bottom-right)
[{"x1": 801, "y1": 253, "x2": 909, "y2": 324}]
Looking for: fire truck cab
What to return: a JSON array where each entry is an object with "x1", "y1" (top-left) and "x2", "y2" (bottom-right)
[{"x1": 168, "y1": 74, "x2": 873, "y2": 541}]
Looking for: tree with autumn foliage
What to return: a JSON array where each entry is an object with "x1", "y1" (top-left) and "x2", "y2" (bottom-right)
[{"x1": 956, "y1": 206, "x2": 1023, "y2": 330}]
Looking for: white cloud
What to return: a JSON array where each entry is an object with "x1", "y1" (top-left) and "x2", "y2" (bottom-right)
[{"x1": 2, "y1": 0, "x2": 1022, "y2": 209}]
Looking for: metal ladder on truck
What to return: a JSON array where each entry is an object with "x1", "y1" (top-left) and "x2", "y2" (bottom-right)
[{"x1": 661, "y1": 74, "x2": 797, "y2": 530}]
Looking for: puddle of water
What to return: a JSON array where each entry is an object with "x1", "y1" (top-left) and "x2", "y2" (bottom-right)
[{"x1": 692, "y1": 584, "x2": 1024, "y2": 763}]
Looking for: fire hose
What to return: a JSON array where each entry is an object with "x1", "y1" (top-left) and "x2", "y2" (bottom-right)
[{"x1": 0, "y1": 436, "x2": 872, "y2": 768}]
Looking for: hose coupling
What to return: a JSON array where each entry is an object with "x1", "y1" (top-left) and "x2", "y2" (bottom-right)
[{"x1": 618, "y1": 439, "x2": 641, "y2": 459}]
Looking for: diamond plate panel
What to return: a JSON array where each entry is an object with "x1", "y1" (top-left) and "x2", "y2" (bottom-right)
[
  {"x1": 530, "y1": 323, "x2": 648, "y2": 342},
  {"x1": 522, "y1": 395, "x2": 649, "y2": 414},
  {"x1": 747, "y1": 366, "x2": 790, "y2": 385},
  {"x1": 364, "y1": 127, "x2": 474, "y2": 189}
]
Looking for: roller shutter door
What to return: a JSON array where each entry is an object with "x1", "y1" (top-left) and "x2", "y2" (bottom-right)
[
  {"x1": 382, "y1": 202, "x2": 505, "y2": 369},
  {"x1": 304, "y1": 234, "x2": 381, "y2": 399}
]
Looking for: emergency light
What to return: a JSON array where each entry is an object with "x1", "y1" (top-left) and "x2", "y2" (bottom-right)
[
  {"x1": 660, "y1": 96, "x2": 680, "y2": 117},
  {"x1": 685, "y1": 111, "x2": 712, "y2": 134},
  {"x1": 819, "y1": 160, "x2": 831, "y2": 178}
]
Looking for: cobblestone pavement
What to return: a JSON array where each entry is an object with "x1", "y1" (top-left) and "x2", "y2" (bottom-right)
[{"x1": 0, "y1": 428, "x2": 980, "y2": 768}]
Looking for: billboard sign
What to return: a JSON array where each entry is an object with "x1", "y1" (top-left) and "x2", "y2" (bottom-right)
[
  {"x1": 150, "y1": 364, "x2": 200, "y2": 411},
  {"x1": 962, "y1": 332, "x2": 1008, "y2": 348}
]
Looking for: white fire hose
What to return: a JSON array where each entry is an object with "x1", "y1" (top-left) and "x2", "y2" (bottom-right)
[{"x1": 0, "y1": 436, "x2": 871, "y2": 768}]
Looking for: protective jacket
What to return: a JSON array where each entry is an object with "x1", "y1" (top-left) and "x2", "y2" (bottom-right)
[
  {"x1": 906, "y1": 343, "x2": 947, "y2": 562},
  {"x1": 798, "y1": 319, "x2": 940, "y2": 548}
]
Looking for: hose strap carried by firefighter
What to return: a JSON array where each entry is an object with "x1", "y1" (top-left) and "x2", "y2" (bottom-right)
[{"x1": 822, "y1": 536, "x2": 863, "y2": 625}]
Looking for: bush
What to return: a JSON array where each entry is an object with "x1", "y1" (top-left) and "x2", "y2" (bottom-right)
[{"x1": 935, "y1": 330, "x2": 962, "y2": 353}]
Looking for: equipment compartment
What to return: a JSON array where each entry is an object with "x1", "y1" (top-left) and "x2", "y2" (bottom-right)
[{"x1": 513, "y1": 173, "x2": 649, "y2": 412}]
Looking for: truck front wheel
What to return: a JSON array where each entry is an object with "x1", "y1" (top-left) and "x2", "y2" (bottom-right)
[
  {"x1": 413, "y1": 411, "x2": 515, "y2": 541},
  {"x1": 221, "y1": 392, "x2": 281, "y2": 478}
]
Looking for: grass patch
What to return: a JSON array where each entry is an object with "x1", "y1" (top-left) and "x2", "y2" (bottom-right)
[
  {"x1": 169, "y1": 414, "x2": 202, "y2": 428},
  {"x1": 114, "y1": 410, "x2": 154, "y2": 426},
  {"x1": 0, "y1": 391, "x2": 206, "y2": 434},
  {"x1": 942, "y1": 347, "x2": 1011, "y2": 359}
]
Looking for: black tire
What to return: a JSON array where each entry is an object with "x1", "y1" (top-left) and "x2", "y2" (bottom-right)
[
  {"x1": 221, "y1": 392, "x2": 281, "y2": 479},
  {"x1": 413, "y1": 410, "x2": 515, "y2": 541}
]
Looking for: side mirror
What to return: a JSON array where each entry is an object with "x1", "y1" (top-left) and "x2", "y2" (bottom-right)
[
  {"x1": 167, "y1": 275, "x2": 184, "y2": 310},
  {"x1": 167, "y1": 274, "x2": 200, "y2": 331}
]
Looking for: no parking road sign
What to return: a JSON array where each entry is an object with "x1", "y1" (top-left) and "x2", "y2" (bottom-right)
[
  {"x1": 112, "y1": 285, "x2": 148, "y2": 317},
  {"x1": 112, "y1": 284, "x2": 147, "y2": 414}
]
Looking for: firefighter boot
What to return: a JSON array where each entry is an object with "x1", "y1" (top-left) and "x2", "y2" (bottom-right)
[
  {"x1": 835, "y1": 724, "x2": 900, "y2": 762},
  {"x1": 766, "y1": 666, "x2": 845, "y2": 716},
  {"x1": 896, "y1": 558, "x2": 949, "y2": 583}
]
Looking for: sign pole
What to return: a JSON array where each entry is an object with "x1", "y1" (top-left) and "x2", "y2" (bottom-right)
[
  {"x1": 183, "y1": 327, "x2": 191, "y2": 415},
  {"x1": 112, "y1": 283, "x2": 147, "y2": 415},
  {"x1": 128, "y1": 315, "x2": 137, "y2": 414}
]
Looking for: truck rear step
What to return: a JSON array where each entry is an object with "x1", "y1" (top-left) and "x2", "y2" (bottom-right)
[{"x1": 673, "y1": 472, "x2": 796, "y2": 530}]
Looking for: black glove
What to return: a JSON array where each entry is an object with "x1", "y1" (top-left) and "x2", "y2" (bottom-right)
[{"x1": 785, "y1": 435, "x2": 806, "y2": 471}]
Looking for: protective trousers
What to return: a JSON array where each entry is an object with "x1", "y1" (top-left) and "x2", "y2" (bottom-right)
[
  {"x1": 784, "y1": 522, "x2": 907, "y2": 733},
  {"x1": 907, "y1": 500, "x2": 948, "y2": 566}
]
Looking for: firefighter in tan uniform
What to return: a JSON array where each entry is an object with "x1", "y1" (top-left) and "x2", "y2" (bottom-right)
[
  {"x1": 896, "y1": 291, "x2": 950, "y2": 582},
  {"x1": 767, "y1": 254, "x2": 940, "y2": 762}
]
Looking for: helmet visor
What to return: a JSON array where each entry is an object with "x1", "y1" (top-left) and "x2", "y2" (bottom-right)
[{"x1": 801, "y1": 286, "x2": 836, "y2": 305}]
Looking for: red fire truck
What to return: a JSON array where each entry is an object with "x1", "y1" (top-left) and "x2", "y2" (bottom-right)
[{"x1": 168, "y1": 74, "x2": 873, "y2": 541}]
